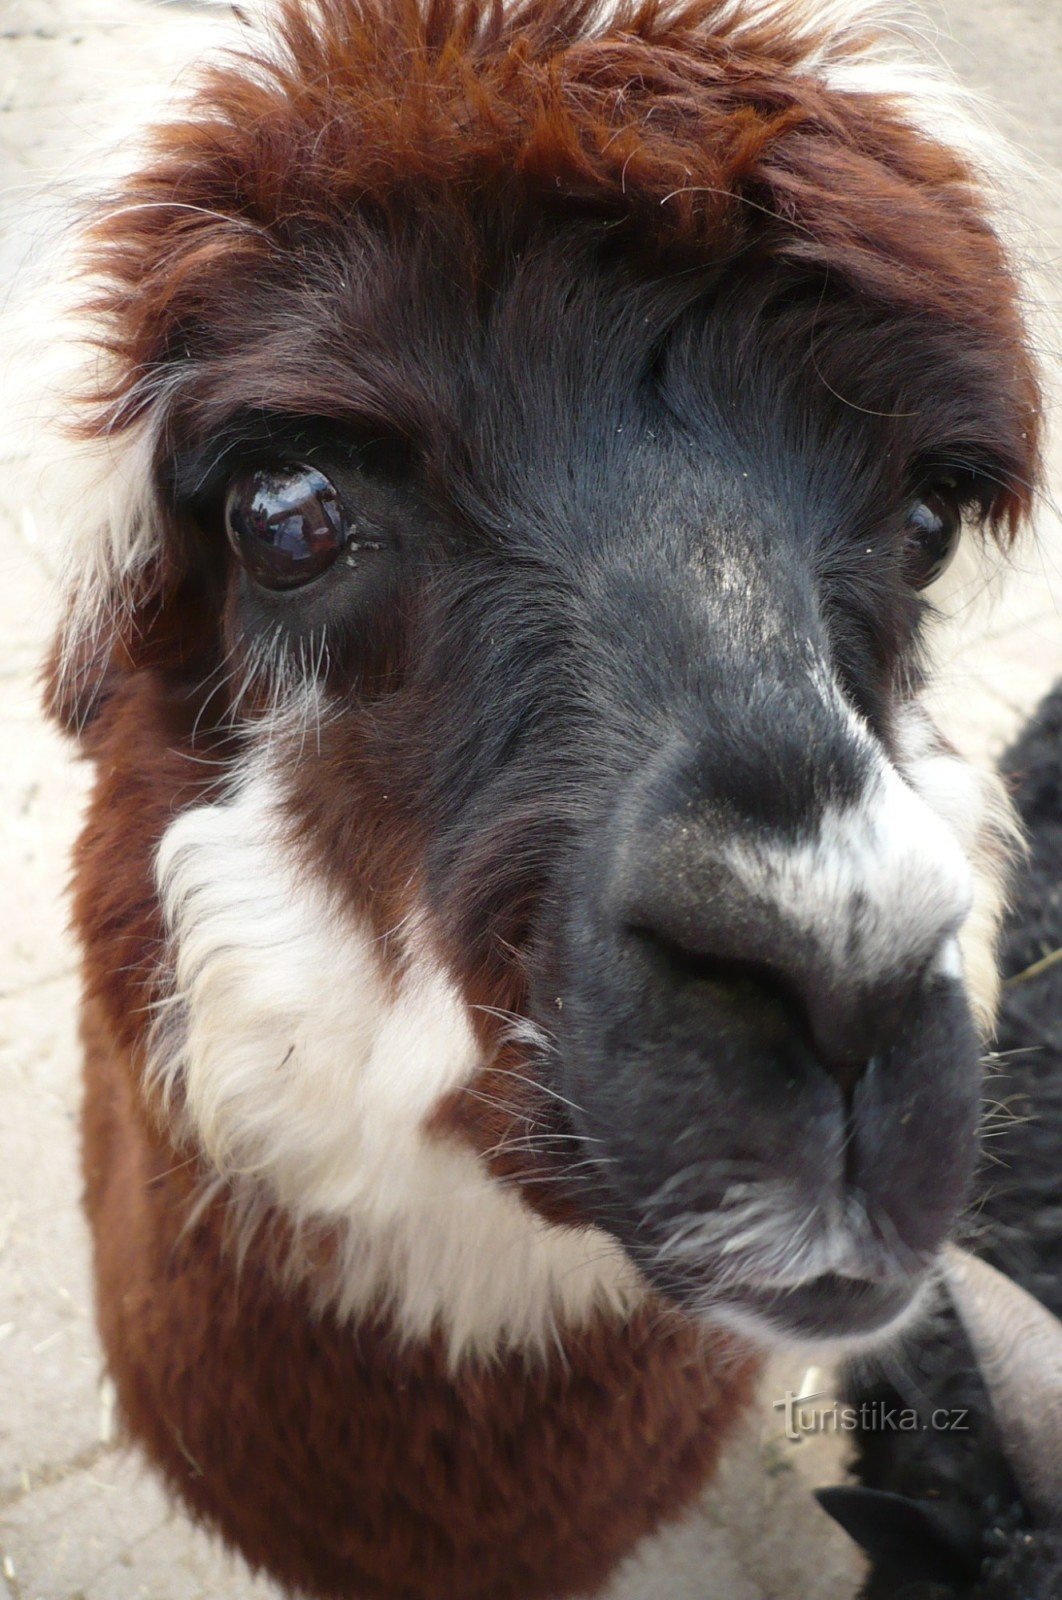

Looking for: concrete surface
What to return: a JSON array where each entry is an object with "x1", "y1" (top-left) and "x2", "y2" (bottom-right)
[{"x1": 0, "y1": 2, "x2": 1059, "y2": 1597}]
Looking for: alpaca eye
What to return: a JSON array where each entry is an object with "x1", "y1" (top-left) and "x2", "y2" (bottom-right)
[
  {"x1": 225, "y1": 465, "x2": 346, "y2": 590},
  {"x1": 903, "y1": 488, "x2": 962, "y2": 590}
]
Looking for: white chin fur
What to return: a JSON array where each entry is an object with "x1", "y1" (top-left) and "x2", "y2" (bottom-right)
[{"x1": 152, "y1": 732, "x2": 643, "y2": 1363}]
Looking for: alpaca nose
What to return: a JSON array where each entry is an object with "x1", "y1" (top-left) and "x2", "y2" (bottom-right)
[
  {"x1": 627, "y1": 919, "x2": 932, "y2": 1096},
  {"x1": 618, "y1": 762, "x2": 973, "y2": 1094}
]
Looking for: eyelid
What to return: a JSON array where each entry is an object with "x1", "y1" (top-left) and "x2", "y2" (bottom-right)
[
  {"x1": 167, "y1": 410, "x2": 414, "y2": 514},
  {"x1": 907, "y1": 458, "x2": 1003, "y2": 517}
]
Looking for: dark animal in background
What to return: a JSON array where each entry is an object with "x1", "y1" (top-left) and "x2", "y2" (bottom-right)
[
  {"x1": 820, "y1": 681, "x2": 1062, "y2": 1599},
  {"x1": 43, "y1": 0, "x2": 1051, "y2": 1594}
]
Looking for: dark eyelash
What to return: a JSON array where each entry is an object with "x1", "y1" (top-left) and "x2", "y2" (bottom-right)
[
  {"x1": 166, "y1": 411, "x2": 415, "y2": 516},
  {"x1": 908, "y1": 457, "x2": 1011, "y2": 522}
]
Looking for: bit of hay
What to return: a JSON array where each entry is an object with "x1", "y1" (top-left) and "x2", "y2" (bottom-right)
[{"x1": 1004, "y1": 946, "x2": 1062, "y2": 988}]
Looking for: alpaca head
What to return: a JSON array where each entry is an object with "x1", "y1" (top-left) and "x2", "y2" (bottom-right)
[{"x1": 50, "y1": 0, "x2": 1042, "y2": 1356}]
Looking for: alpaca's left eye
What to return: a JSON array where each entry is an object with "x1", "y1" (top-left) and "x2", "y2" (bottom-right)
[
  {"x1": 225, "y1": 465, "x2": 346, "y2": 590},
  {"x1": 903, "y1": 488, "x2": 962, "y2": 590}
]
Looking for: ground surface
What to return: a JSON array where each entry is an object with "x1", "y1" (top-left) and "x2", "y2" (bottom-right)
[{"x1": 0, "y1": 2, "x2": 1059, "y2": 1597}]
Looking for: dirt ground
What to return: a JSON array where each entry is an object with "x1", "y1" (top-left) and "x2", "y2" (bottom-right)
[{"x1": 0, "y1": 2, "x2": 1059, "y2": 1597}]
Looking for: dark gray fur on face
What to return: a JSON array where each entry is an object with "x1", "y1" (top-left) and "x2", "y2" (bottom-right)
[{"x1": 819, "y1": 680, "x2": 1062, "y2": 1599}]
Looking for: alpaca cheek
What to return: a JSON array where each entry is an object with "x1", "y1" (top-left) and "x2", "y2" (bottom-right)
[{"x1": 152, "y1": 725, "x2": 644, "y2": 1361}]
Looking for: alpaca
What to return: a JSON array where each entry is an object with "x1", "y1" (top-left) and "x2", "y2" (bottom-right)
[
  {"x1": 819, "y1": 681, "x2": 1062, "y2": 1599},
  {"x1": 44, "y1": 1, "x2": 1046, "y2": 1596}
]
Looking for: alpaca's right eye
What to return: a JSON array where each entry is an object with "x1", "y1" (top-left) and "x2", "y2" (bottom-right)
[
  {"x1": 225, "y1": 465, "x2": 347, "y2": 591},
  {"x1": 902, "y1": 486, "x2": 963, "y2": 590}
]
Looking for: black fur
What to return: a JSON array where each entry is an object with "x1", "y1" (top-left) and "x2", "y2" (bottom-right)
[{"x1": 823, "y1": 681, "x2": 1062, "y2": 1598}]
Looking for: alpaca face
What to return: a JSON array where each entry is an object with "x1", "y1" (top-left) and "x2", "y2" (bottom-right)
[{"x1": 53, "y1": 0, "x2": 1040, "y2": 1356}]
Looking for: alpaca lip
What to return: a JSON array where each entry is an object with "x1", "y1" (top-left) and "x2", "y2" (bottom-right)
[
  {"x1": 721, "y1": 1270, "x2": 923, "y2": 1341},
  {"x1": 633, "y1": 1203, "x2": 936, "y2": 1341}
]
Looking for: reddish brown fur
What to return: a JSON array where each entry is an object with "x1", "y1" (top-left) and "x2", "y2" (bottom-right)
[
  {"x1": 81, "y1": 991, "x2": 756, "y2": 1600},
  {"x1": 70, "y1": 656, "x2": 758, "y2": 1598},
  {"x1": 77, "y1": 0, "x2": 1039, "y2": 507},
  {"x1": 51, "y1": 1, "x2": 1045, "y2": 1594}
]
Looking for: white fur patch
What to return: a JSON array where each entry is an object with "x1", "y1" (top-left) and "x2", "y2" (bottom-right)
[
  {"x1": 722, "y1": 668, "x2": 975, "y2": 993},
  {"x1": 152, "y1": 742, "x2": 643, "y2": 1361},
  {"x1": 52, "y1": 411, "x2": 181, "y2": 724},
  {"x1": 719, "y1": 661, "x2": 1014, "y2": 1039},
  {"x1": 894, "y1": 702, "x2": 1019, "y2": 1031},
  {"x1": 725, "y1": 758, "x2": 973, "y2": 986}
]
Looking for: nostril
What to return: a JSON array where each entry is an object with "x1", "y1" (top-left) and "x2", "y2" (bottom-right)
[
  {"x1": 626, "y1": 923, "x2": 875, "y2": 1092},
  {"x1": 627, "y1": 923, "x2": 815, "y2": 1040}
]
